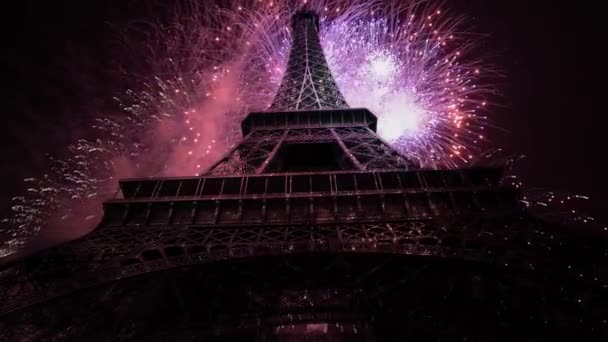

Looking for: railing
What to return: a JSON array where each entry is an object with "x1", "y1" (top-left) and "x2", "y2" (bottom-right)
[
  {"x1": 241, "y1": 108, "x2": 377, "y2": 135},
  {"x1": 116, "y1": 168, "x2": 504, "y2": 200}
]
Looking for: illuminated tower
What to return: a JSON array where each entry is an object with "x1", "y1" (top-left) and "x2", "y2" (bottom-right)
[
  {"x1": 269, "y1": 11, "x2": 348, "y2": 111},
  {"x1": 1, "y1": 10, "x2": 606, "y2": 342}
]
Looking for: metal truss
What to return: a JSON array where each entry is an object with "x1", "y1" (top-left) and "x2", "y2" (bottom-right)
[
  {"x1": 205, "y1": 130, "x2": 287, "y2": 176},
  {"x1": 2, "y1": 10, "x2": 607, "y2": 342},
  {"x1": 1, "y1": 214, "x2": 605, "y2": 318},
  {"x1": 205, "y1": 127, "x2": 413, "y2": 175},
  {"x1": 119, "y1": 167, "x2": 505, "y2": 201},
  {"x1": 4, "y1": 165, "x2": 602, "y2": 317},
  {"x1": 269, "y1": 11, "x2": 348, "y2": 111},
  {"x1": 1, "y1": 252, "x2": 605, "y2": 341},
  {"x1": 332, "y1": 127, "x2": 411, "y2": 170}
]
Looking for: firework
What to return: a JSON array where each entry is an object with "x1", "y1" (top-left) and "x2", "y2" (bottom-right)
[
  {"x1": 114, "y1": 0, "x2": 496, "y2": 171},
  {"x1": 1, "y1": 0, "x2": 494, "y2": 258},
  {"x1": 322, "y1": 8, "x2": 493, "y2": 168}
]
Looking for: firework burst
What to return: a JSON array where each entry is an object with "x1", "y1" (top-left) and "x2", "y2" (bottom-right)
[
  {"x1": 116, "y1": 0, "x2": 496, "y2": 171},
  {"x1": 322, "y1": 8, "x2": 493, "y2": 168},
  {"x1": 2, "y1": 0, "x2": 495, "y2": 258}
]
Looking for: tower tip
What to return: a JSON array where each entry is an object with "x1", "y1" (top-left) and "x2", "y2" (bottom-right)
[{"x1": 292, "y1": 10, "x2": 320, "y2": 31}]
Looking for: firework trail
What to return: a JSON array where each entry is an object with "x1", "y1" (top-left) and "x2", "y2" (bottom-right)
[
  {"x1": 471, "y1": 150, "x2": 602, "y2": 231},
  {"x1": 1, "y1": 0, "x2": 500, "y2": 258}
]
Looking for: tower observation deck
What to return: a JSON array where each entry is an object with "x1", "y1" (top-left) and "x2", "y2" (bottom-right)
[{"x1": 0, "y1": 10, "x2": 606, "y2": 342}]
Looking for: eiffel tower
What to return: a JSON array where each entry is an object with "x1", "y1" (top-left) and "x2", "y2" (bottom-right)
[{"x1": 1, "y1": 10, "x2": 606, "y2": 342}]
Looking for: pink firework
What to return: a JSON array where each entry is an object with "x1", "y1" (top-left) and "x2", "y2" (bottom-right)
[
  {"x1": 320, "y1": 8, "x2": 494, "y2": 168},
  {"x1": 1, "y1": 0, "x2": 494, "y2": 257},
  {"x1": 148, "y1": 0, "x2": 495, "y2": 169}
]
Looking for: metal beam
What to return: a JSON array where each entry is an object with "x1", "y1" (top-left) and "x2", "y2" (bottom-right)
[
  {"x1": 256, "y1": 130, "x2": 289, "y2": 174},
  {"x1": 330, "y1": 128, "x2": 365, "y2": 171},
  {"x1": 203, "y1": 132, "x2": 253, "y2": 175}
]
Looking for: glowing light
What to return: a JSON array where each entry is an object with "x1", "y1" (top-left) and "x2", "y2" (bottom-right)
[
  {"x1": 1, "y1": 0, "x2": 500, "y2": 256},
  {"x1": 378, "y1": 95, "x2": 425, "y2": 140},
  {"x1": 368, "y1": 54, "x2": 397, "y2": 81}
]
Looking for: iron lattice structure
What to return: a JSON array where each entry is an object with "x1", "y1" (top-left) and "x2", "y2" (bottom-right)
[
  {"x1": 269, "y1": 11, "x2": 348, "y2": 111},
  {"x1": 1, "y1": 10, "x2": 607, "y2": 342},
  {"x1": 205, "y1": 109, "x2": 414, "y2": 176}
]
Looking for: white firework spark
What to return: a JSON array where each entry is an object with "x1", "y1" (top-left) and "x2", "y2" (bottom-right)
[{"x1": 2, "y1": 0, "x2": 496, "y2": 257}]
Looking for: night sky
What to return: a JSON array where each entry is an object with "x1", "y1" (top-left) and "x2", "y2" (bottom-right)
[{"x1": 1, "y1": 0, "x2": 606, "y2": 245}]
